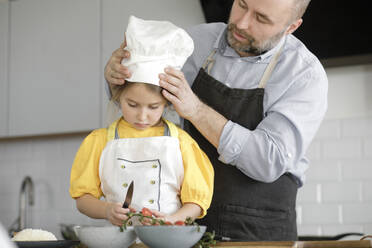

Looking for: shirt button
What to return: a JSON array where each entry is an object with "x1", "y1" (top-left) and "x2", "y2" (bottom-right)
[
  {"x1": 121, "y1": 165, "x2": 125, "y2": 169},
  {"x1": 287, "y1": 153, "x2": 292, "y2": 158},
  {"x1": 152, "y1": 164, "x2": 158, "y2": 168},
  {"x1": 149, "y1": 199, "x2": 154, "y2": 204},
  {"x1": 150, "y1": 180, "x2": 156, "y2": 185},
  {"x1": 122, "y1": 183, "x2": 128, "y2": 188}
]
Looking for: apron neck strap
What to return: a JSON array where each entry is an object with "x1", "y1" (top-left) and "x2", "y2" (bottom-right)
[
  {"x1": 257, "y1": 43, "x2": 284, "y2": 89},
  {"x1": 107, "y1": 118, "x2": 178, "y2": 141},
  {"x1": 107, "y1": 118, "x2": 121, "y2": 141},
  {"x1": 201, "y1": 42, "x2": 285, "y2": 89},
  {"x1": 202, "y1": 49, "x2": 217, "y2": 75}
]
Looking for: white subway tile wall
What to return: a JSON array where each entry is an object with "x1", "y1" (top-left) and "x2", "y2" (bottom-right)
[
  {"x1": 0, "y1": 134, "x2": 106, "y2": 239},
  {"x1": 298, "y1": 116, "x2": 372, "y2": 236}
]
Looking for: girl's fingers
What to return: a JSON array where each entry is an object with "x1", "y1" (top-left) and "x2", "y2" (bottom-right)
[{"x1": 151, "y1": 209, "x2": 165, "y2": 218}]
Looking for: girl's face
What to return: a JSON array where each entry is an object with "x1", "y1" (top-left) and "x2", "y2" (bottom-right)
[{"x1": 119, "y1": 83, "x2": 167, "y2": 130}]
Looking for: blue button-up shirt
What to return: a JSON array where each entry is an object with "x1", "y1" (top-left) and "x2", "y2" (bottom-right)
[{"x1": 182, "y1": 23, "x2": 328, "y2": 186}]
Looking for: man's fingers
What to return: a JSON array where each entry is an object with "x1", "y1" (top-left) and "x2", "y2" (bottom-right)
[
  {"x1": 162, "y1": 89, "x2": 181, "y2": 106},
  {"x1": 111, "y1": 63, "x2": 131, "y2": 77},
  {"x1": 164, "y1": 67, "x2": 185, "y2": 79},
  {"x1": 120, "y1": 34, "x2": 127, "y2": 49},
  {"x1": 109, "y1": 78, "x2": 125, "y2": 86},
  {"x1": 159, "y1": 80, "x2": 179, "y2": 95},
  {"x1": 110, "y1": 71, "x2": 125, "y2": 80},
  {"x1": 112, "y1": 48, "x2": 130, "y2": 60},
  {"x1": 159, "y1": 74, "x2": 183, "y2": 89},
  {"x1": 120, "y1": 41, "x2": 126, "y2": 49}
]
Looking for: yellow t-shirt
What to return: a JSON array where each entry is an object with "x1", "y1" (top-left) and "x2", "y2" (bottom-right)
[{"x1": 69, "y1": 118, "x2": 214, "y2": 218}]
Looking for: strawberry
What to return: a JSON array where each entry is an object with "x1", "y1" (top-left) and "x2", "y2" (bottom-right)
[
  {"x1": 141, "y1": 207, "x2": 153, "y2": 217},
  {"x1": 174, "y1": 220, "x2": 185, "y2": 226}
]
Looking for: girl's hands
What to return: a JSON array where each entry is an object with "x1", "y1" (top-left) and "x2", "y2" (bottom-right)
[
  {"x1": 105, "y1": 202, "x2": 135, "y2": 226},
  {"x1": 151, "y1": 209, "x2": 180, "y2": 224},
  {"x1": 140, "y1": 209, "x2": 167, "y2": 225}
]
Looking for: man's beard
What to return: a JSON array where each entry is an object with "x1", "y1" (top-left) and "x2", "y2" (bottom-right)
[{"x1": 227, "y1": 23, "x2": 285, "y2": 56}]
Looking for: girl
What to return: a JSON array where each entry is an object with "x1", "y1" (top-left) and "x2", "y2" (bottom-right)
[{"x1": 69, "y1": 16, "x2": 214, "y2": 226}]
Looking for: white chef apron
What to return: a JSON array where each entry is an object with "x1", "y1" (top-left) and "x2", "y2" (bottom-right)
[{"x1": 99, "y1": 118, "x2": 184, "y2": 215}]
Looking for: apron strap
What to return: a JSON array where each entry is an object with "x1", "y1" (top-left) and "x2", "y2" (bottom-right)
[
  {"x1": 107, "y1": 118, "x2": 178, "y2": 141},
  {"x1": 201, "y1": 43, "x2": 285, "y2": 89},
  {"x1": 202, "y1": 49, "x2": 217, "y2": 75},
  {"x1": 107, "y1": 118, "x2": 121, "y2": 141},
  {"x1": 257, "y1": 43, "x2": 284, "y2": 89},
  {"x1": 162, "y1": 119, "x2": 179, "y2": 138}
]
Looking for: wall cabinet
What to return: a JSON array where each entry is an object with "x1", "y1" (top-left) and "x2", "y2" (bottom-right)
[
  {"x1": 8, "y1": 0, "x2": 101, "y2": 136},
  {"x1": 0, "y1": 2, "x2": 9, "y2": 137},
  {"x1": 1, "y1": 0, "x2": 205, "y2": 137}
]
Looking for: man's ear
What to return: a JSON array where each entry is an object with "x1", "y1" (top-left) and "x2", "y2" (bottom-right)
[{"x1": 285, "y1": 18, "x2": 303, "y2": 35}]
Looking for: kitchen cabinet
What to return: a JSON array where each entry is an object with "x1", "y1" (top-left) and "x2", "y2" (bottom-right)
[
  {"x1": 8, "y1": 0, "x2": 101, "y2": 136},
  {"x1": 3, "y1": 0, "x2": 205, "y2": 137},
  {"x1": 0, "y1": 2, "x2": 9, "y2": 137}
]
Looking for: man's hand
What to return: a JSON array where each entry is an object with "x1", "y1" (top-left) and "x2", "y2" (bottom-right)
[
  {"x1": 104, "y1": 41, "x2": 132, "y2": 86},
  {"x1": 159, "y1": 67, "x2": 202, "y2": 121},
  {"x1": 160, "y1": 67, "x2": 228, "y2": 148}
]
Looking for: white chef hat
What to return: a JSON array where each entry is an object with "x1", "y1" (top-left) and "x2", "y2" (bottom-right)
[{"x1": 121, "y1": 15, "x2": 194, "y2": 86}]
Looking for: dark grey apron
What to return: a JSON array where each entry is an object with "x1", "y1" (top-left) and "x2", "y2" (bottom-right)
[{"x1": 184, "y1": 46, "x2": 298, "y2": 241}]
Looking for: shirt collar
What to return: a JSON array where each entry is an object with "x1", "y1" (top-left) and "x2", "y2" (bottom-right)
[{"x1": 213, "y1": 26, "x2": 286, "y2": 63}]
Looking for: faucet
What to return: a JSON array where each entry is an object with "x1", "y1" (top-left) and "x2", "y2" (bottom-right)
[
  {"x1": 19, "y1": 176, "x2": 34, "y2": 230},
  {"x1": 8, "y1": 176, "x2": 34, "y2": 235}
]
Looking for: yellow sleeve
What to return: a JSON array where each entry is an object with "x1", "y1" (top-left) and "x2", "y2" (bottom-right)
[
  {"x1": 178, "y1": 128, "x2": 214, "y2": 218},
  {"x1": 69, "y1": 128, "x2": 107, "y2": 199}
]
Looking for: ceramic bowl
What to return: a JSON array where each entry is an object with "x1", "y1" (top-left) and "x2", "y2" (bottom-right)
[
  {"x1": 75, "y1": 225, "x2": 136, "y2": 248},
  {"x1": 134, "y1": 225, "x2": 206, "y2": 248}
]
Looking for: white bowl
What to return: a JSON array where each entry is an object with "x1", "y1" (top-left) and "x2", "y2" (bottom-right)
[
  {"x1": 134, "y1": 225, "x2": 206, "y2": 248},
  {"x1": 75, "y1": 225, "x2": 136, "y2": 248}
]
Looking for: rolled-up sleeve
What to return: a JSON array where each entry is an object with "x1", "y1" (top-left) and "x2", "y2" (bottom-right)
[{"x1": 217, "y1": 67, "x2": 328, "y2": 184}]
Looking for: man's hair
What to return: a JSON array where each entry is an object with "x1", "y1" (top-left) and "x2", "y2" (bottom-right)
[{"x1": 292, "y1": 0, "x2": 311, "y2": 20}]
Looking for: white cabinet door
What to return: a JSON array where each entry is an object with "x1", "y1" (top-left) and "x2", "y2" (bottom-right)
[
  {"x1": 0, "y1": 2, "x2": 9, "y2": 137},
  {"x1": 100, "y1": 0, "x2": 206, "y2": 126},
  {"x1": 8, "y1": 0, "x2": 101, "y2": 136}
]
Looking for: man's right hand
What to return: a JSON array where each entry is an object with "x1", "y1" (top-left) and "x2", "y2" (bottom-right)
[{"x1": 104, "y1": 41, "x2": 132, "y2": 86}]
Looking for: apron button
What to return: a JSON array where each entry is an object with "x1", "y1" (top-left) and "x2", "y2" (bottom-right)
[
  {"x1": 150, "y1": 180, "x2": 156, "y2": 185},
  {"x1": 152, "y1": 164, "x2": 158, "y2": 168},
  {"x1": 149, "y1": 199, "x2": 154, "y2": 204},
  {"x1": 122, "y1": 183, "x2": 128, "y2": 188}
]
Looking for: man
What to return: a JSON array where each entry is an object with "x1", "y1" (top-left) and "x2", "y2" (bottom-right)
[{"x1": 104, "y1": 0, "x2": 328, "y2": 241}]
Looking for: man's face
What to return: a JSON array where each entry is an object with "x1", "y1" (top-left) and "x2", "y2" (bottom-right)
[{"x1": 227, "y1": 0, "x2": 300, "y2": 56}]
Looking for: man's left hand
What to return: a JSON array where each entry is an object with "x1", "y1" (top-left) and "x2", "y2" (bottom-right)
[{"x1": 159, "y1": 67, "x2": 201, "y2": 120}]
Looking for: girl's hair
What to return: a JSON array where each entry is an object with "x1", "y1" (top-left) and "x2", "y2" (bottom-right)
[
  {"x1": 110, "y1": 81, "x2": 163, "y2": 105},
  {"x1": 105, "y1": 81, "x2": 168, "y2": 126}
]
